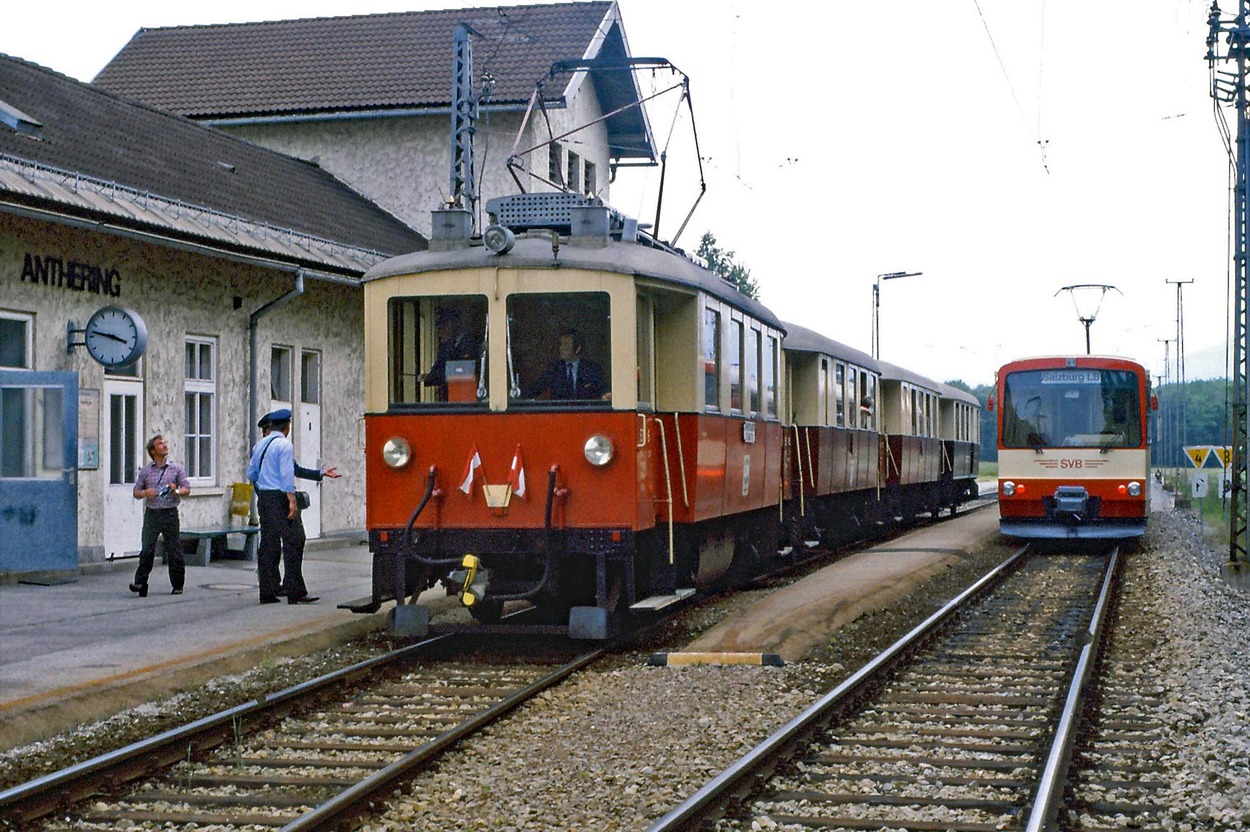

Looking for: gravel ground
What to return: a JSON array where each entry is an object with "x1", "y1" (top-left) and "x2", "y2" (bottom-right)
[{"x1": 5, "y1": 507, "x2": 1249, "y2": 832}]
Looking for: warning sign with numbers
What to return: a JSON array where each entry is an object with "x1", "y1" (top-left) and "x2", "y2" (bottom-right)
[{"x1": 1184, "y1": 446, "x2": 1212, "y2": 468}]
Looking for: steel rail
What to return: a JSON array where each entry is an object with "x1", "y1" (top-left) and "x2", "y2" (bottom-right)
[
  {"x1": 279, "y1": 647, "x2": 605, "y2": 832},
  {"x1": 0, "y1": 632, "x2": 455, "y2": 825},
  {"x1": 645, "y1": 543, "x2": 1031, "y2": 831},
  {"x1": 1024, "y1": 545, "x2": 1122, "y2": 832}
]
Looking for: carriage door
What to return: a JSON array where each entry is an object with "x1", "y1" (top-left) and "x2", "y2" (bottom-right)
[
  {"x1": 102, "y1": 374, "x2": 144, "y2": 559},
  {"x1": 298, "y1": 350, "x2": 323, "y2": 538},
  {"x1": 0, "y1": 370, "x2": 78, "y2": 573}
]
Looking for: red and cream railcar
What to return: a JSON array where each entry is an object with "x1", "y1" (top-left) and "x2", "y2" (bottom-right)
[
  {"x1": 359, "y1": 197, "x2": 784, "y2": 638},
  {"x1": 779, "y1": 324, "x2": 884, "y2": 545},
  {"x1": 993, "y1": 355, "x2": 1153, "y2": 539}
]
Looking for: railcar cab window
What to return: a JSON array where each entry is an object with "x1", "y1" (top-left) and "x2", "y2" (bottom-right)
[
  {"x1": 388, "y1": 297, "x2": 488, "y2": 406},
  {"x1": 1001, "y1": 369, "x2": 1143, "y2": 449},
  {"x1": 509, "y1": 292, "x2": 611, "y2": 405},
  {"x1": 765, "y1": 335, "x2": 779, "y2": 418}
]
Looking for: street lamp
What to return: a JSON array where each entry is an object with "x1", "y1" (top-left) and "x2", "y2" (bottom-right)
[{"x1": 872, "y1": 271, "x2": 922, "y2": 359}]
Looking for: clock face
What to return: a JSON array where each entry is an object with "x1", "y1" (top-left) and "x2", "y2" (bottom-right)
[{"x1": 85, "y1": 306, "x2": 148, "y2": 368}]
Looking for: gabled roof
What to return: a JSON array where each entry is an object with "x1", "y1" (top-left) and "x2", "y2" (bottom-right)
[
  {"x1": 93, "y1": 2, "x2": 655, "y2": 162},
  {"x1": 0, "y1": 55, "x2": 426, "y2": 276}
]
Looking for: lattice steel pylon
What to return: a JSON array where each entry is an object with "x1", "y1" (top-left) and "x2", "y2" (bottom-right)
[
  {"x1": 449, "y1": 23, "x2": 484, "y2": 232},
  {"x1": 1208, "y1": 1, "x2": 1250, "y2": 564}
]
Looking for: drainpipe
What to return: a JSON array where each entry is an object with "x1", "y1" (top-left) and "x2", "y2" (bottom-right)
[{"x1": 249, "y1": 270, "x2": 306, "y2": 451}]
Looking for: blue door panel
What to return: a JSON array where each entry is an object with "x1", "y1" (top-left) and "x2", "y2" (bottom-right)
[{"x1": 0, "y1": 370, "x2": 78, "y2": 574}]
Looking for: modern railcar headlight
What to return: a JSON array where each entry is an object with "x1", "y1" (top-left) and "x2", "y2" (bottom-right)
[
  {"x1": 382, "y1": 437, "x2": 412, "y2": 469},
  {"x1": 584, "y1": 434, "x2": 615, "y2": 467},
  {"x1": 1127, "y1": 481, "x2": 1142, "y2": 497},
  {"x1": 1001, "y1": 481, "x2": 1016, "y2": 497}
]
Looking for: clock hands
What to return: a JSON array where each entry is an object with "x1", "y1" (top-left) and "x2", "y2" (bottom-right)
[{"x1": 92, "y1": 331, "x2": 129, "y2": 344}]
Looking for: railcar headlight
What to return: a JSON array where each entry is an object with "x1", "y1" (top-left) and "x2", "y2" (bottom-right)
[
  {"x1": 1001, "y1": 481, "x2": 1016, "y2": 497},
  {"x1": 483, "y1": 224, "x2": 516, "y2": 254},
  {"x1": 382, "y1": 437, "x2": 412, "y2": 469},
  {"x1": 584, "y1": 434, "x2": 615, "y2": 467},
  {"x1": 1127, "y1": 481, "x2": 1142, "y2": 497}
]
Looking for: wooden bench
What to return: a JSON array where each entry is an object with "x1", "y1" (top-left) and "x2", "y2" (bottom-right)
[{"x1": 181, "y1": 526, "x2": 260, "y2": 566}]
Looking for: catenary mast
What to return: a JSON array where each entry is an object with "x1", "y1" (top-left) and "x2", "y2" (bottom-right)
[{"x1": 1208, "y1": 2, "x2": 1250, "y2": 564}]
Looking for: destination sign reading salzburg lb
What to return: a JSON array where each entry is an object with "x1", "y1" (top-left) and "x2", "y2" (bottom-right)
[{"x1": 1040, "y1": 370, "x2": 1101, "y2": 384}]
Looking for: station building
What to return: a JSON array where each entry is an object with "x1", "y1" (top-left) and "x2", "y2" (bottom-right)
[
  {"x1": 0, "y1": 55, "x2": 425, "y2": 577},
  {"x1": 1, "y1": 1, "x2": 655, "y2": 579}
]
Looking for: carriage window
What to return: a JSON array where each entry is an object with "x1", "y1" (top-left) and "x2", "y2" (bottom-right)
[
  {"x1": 820, "y1": 358, "x2": 830, "y2": 425},
  {"x1": 1001, "y1": 368, "x2": 1143, "y2": 449},
  {"x1": 389, "y1": 296, "x2": 489, "y2": 405},
  {"x1": 729, "y1": 319, "x2": 744, "y2": 413},
  {"x1": 862, "y1": 373, "x2": 876, "y2": 430},
  {"x1": 703, "y1": 308, "x2": 720, "y2": 411},
  {"x1": 846, "y1": 367, "x2": 858, "y2": 428},
  {"x1": 748, "y1": 327, "x2": 761, "y2": 415},
  {"x1": 765, "y1": 335, "x2": 778, "y2": 419},
  {"x1": 834, "y1": 363, "x2": 845, "y2": 427},
  {"x1": 509, "y1": 292, "x2": 611, "y2": 404}
]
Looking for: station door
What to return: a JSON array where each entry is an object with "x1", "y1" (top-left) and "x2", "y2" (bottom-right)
[{"x1": 0, "y1": 370, "x2": 78, "y2": 574}]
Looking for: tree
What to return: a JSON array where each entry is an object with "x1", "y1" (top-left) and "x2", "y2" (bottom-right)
[{"x1": 697, "y1": 231, "x2": 760, "y2": 299}]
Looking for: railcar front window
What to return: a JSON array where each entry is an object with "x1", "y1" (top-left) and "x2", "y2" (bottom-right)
[
  {"x1": 508, "y1": 292, "x2": 611, "y2": 404},
  {"x1": 388, "y1": 296, "x2": 489, "y2": 406},
  {"x1": 1001, "y1": 369, "x2": 1142, "y2": 448}
]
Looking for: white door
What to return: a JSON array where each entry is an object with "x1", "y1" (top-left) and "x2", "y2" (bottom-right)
[
  {"x1": 298, "y1": 350, "x2": 323, "y2": 538},
  {"x1": 102, "y1": 377, "x2": 144, "y2": 558}
]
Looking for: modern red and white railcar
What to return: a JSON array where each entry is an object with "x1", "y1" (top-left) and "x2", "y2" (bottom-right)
[{"x1": 993, "y1": 355, "x2": 1154, "y2": 539}]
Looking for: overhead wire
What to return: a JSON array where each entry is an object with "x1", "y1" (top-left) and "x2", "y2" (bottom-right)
[{"x1": 971, "y1": 0, "x2": 1050, "y2": 172}]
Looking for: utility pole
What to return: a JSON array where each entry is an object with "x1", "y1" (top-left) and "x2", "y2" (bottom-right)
[
  {"x1": 1168, "y1": 278, "x2": 1194, "y2": 470},
  {"x1": 1208, "y1": 3, "x2": 1250, "y2": 564},
  {"x1": 1158, "y1": 339, "x2": 1173, "y2": 469},
  {"x1": 449, "y1": 23, "x2": 490, "y2": 234}
]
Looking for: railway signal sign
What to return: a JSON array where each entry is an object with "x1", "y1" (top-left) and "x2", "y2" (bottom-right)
[{"x1": 1184, "y1": 446, "x2": 1212, "y2": 469}]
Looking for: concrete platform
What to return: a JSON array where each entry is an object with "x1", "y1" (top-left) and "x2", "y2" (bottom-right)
[
  {"x1": 685, "y1": 507, "x2": 1003, "y2": 662},
  {"x1": 0, "y1": 537, "x2": 386, "y2": 750}
]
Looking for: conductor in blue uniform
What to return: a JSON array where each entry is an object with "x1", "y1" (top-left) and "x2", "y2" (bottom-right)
[{"x1": 247, "y1": 408, "x2": 318, "y2": 605}]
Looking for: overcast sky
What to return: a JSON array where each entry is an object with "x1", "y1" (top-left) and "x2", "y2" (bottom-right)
[{"x1": 2, "y1": 0, "x2": 1231, "y2": 386}]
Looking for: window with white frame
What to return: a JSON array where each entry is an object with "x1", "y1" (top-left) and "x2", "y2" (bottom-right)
[
  {"x1": 184, "y1": 337, "x2": 216, "y2": 481},
  {"x1": 0, "y1": 311, "x2": 32, "y2": 368}
]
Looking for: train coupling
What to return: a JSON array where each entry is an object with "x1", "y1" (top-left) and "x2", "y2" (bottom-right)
[
  {"x1": 1053, "y1": 486, "x2": 1089, "y2": 523},
  {"x1": 449, "y1": 554, "x2": 491, "y2": 609}
]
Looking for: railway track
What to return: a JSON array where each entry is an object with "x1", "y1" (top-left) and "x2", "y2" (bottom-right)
[
  {"x1": 649, "y1": 544, "x2": 1131, "y2": 832},
  {"x1": 1, "y1": 637, "x2": 602, "y2": 831}
]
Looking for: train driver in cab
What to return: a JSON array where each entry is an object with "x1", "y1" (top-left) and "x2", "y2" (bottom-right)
[
  {"x1": 525, "y1": 328, "x2": 608, "y2": 401},
  {"x1": 421, "y1": 306, "x2": 479, "y2": 402}
]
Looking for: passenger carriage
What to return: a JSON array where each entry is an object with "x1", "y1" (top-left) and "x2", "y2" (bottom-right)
[{"x1": 779, "y1": 324, "x2": 883, "y2": 546}]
